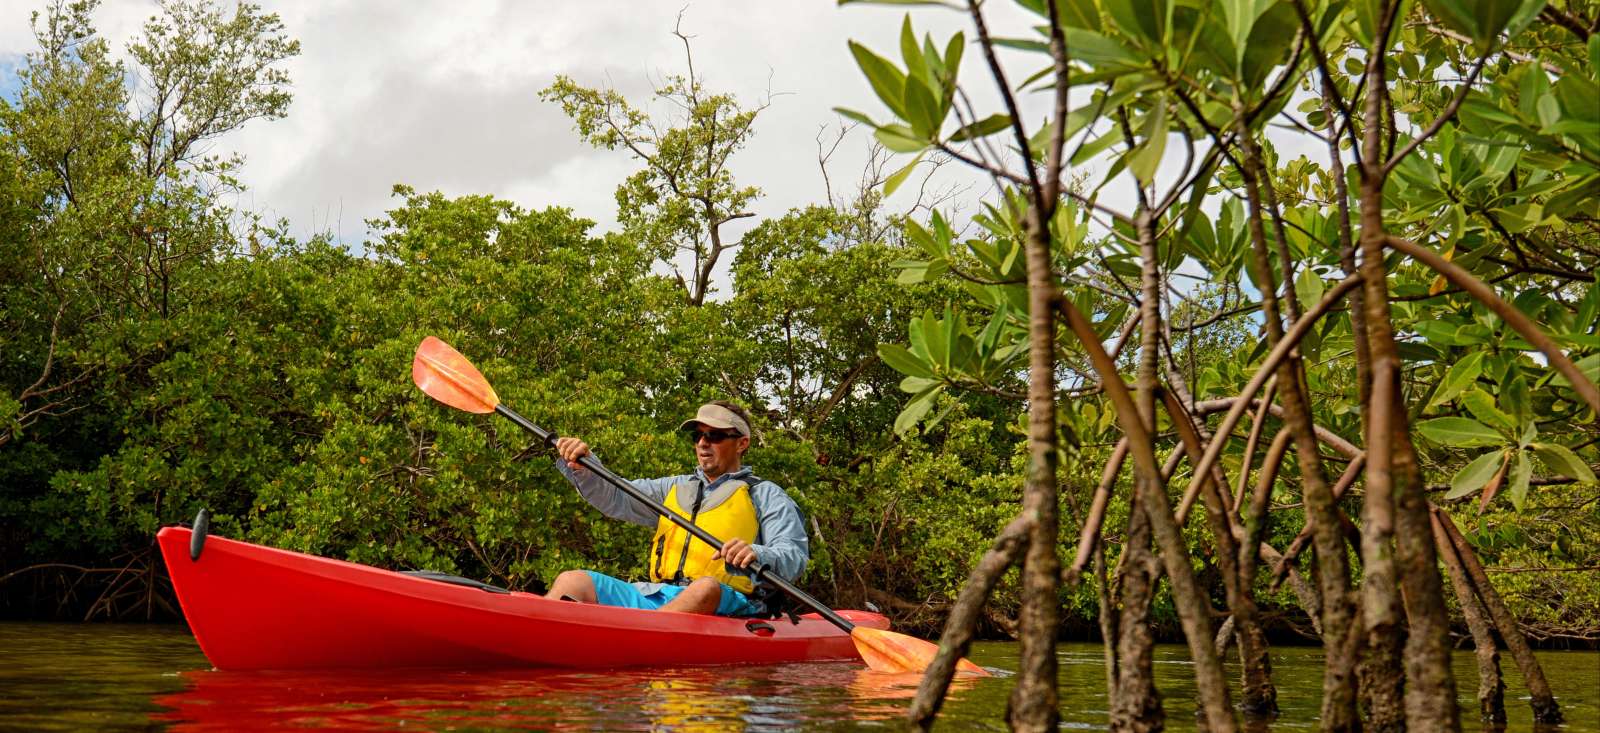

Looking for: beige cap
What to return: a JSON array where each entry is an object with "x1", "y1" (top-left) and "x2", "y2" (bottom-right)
[{"x1": 678, "y1": 403, "x2": 750, "y2": 437}]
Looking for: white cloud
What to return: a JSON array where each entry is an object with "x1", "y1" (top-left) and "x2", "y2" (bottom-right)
[{"x1": 0, "y1": 0, "x2": 1057, "y2": 247}]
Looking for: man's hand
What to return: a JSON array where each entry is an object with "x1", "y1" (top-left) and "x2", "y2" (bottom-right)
[
  {"x1": 554, "y1": 436, "x2": 591, "y2": 470},
  {"x1": 714, "y1": 538, "x2": 759, "y2": 569}
]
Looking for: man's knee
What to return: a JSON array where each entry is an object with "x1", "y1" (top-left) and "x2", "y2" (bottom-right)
[
  {"x1": 686, "y1": 576, "x2": 721, "y2": 597},
  {"x1": 547, "y1": 570, "x2": 595, "y2": 601},
  {"x1": 554, "y1": 570, "x2": 592, "y2": 586},
  {"x1": 661, "y1": 576, "x2": 723, "y2": 614},
  {"x1": 683, "y1": 577, "x2": 724, "y2": 611}
]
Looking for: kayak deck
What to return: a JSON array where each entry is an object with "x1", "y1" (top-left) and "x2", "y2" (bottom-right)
[{"x1": 157, "y1": 526, "x2": 890, "y2": 671}]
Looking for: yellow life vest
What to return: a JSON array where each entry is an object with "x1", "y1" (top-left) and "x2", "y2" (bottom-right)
[{"x1": 649, "y1": 479, "x2": 759, "y2": 594}]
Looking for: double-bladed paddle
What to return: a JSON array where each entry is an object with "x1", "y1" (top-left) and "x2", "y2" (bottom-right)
[{"x1": 411, "y1": 336, "x2": 984, "y2": 676}]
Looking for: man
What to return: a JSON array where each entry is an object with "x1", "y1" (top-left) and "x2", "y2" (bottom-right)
[{"x1": 543, "y1": 400, "x2": 809, "y2": 616}]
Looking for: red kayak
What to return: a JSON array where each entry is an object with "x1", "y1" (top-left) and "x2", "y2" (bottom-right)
[{"x1": 157, "y1": 526, "x2": 890, "y2": 671}]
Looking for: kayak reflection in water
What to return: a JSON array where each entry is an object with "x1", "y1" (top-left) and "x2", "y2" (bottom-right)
[{"x1": 545, "y1": 401, "x2": 810, "y2": 617}]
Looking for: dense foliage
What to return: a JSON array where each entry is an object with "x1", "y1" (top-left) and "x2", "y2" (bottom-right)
[
  {"x1": 0, "y1": 5, "x2": 1594, "y2": 707},
  {"x1": 839, "y1": 0, "x2": 1598, "y2": 728},
  {"x1": 0, "y1": 0, "x2": 1024, "y2": 627}
]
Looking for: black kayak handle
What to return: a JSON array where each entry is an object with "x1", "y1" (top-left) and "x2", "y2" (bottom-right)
[{"x1": 190, "y1": 508, "x2": 211, "y2": 561}]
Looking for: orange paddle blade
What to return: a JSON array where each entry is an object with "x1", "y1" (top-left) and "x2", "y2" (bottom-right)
[
  {"x1": 413, "y1": 336, "x2": 500, "y2": 414},
  {"x1": 850, "y1": 627, "x2": 988, "y2": 676}
]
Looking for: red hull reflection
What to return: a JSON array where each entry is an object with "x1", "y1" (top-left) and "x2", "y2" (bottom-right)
[{"x1": 150, "y1": 663, "x2": 980, "y2": 730}]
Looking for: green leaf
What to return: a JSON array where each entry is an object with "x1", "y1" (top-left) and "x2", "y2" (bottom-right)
[
  {"x1": 1462, "y1": 388, "x2": 1518, "y2": 431},
  {"x1": 1105, "y1": 0, "x2": 1166, "y2": 42},
  {"x1": 1553, "y1": 76, "x2": 1600, "y2": 129},
  {"x1": 894, "y1": 386, "x2": 941, "y2": 435},
  {"x1": 832, "y1": 107, "x2": 877, "y2": 127},
  {"x1": 1447, "y1": 449, "x2": 1507, "y2": 500},
  {"x1": 1520, "y1": 65, "x2": 1551, "y2": 119},
  {"x1": 1062, "y1": 28, "x2": 1143, "y2": 68},
  {"x1": 894, "y1": 261, "x2": 929, "y2": 284},
  {"x1": 1575, "y1": 281, "x2": 1600, "y2": 335},
  {"x1": 1428, "y1": 351, "x2": 1486, "y2": 409},
  {"x1": 990, "y1": 37, "x2": 1049, "y2": 53},
  {"x1": 1456, "y1": 323, "x2": 1494, "y2": 345},
  {"x1": 1416, "y1": 416, "x2": 1506, "y2": 447},
  {"x1": 899, "y1": 15, "x2": 929, "y2": 86},
  {"x1": 1419, "y1": 0, "x2": 1479, "y2": 41},
  {"x1": 941, "y1": 31, "x2": 964, "y2": 91},
  {"x1": 902, "y1": 78, "x2": 943, "y2": 139},
  {"x1": 1070, "y1": 129, "x2": 1122, "y2": 166},
  {"x1": 1547, "y1": 175, "x2": 1600, "y2": 219},
  {"x1": 874, "y1": 124, "x2": 930, "y2": 153},
  {"x1": 941, "y1": 307, "x2": 960, "y2": 370},
  {"x1": 1223, "y1": 0, "x2": 1275, "y2": 67},
  {"x1": 1491, "y1": 203, "x2": 1550, "y2": 234},
  {"x1": 1413, "y1": 320, "x2": 1471, "y2": 346},
  {"x1": 1503, "y1": 372, "x2": 1532, "y2": 427},
  {"x1": 1520, "y1": 420, "x2": 1538, "y2": 449},
  {"x1": 878, "y1": 343, "x2": 934, "y2": 378},
  {"x1": 1509, "y1": 449, "x2": 1532, "y2": 510},
  {"x1": 1530, "y1": 442, "x2": 1597, "y2": 483},
  {"x1": 848, "y1": 41, "x2": 908, "y2": 118},
  {"x1": 1128, "y1": 99, "x2": 1168, "y2": 185},
  {"x1": 904, "y1": 219, "x2": 946, "y2": 258},
  {"x1": 1294, "y1": 267, "x2": 1325, "y2": 311},
  {"x1": 884, "y1": 151, "x2": 925, "y2": 197},
  {"x1": 1238, "y1": 3, "x2": 1299, "y2": 87},
  {"x1": 1493, "y1": 0, "x2": 1548, "y2": 46},
  {"x1": 1550, "y1": 353, "x2": 1600, "y2": 390},
  {"x1": 950, "y1": 113, "x2": 1012, "y2": 142},
  {"x1": 1059, "y1": 0, "x2": 1101, "y2": 30},
  {"x1": 898, "y1": 375, "x2": 940, "y2": 394},
  {"x1": 922, "y1": 311, "x2": 949, "y2": 368},
  {"x1": 977, "y1": 303, "x2": 1011, "y2": 355},
  {"x1": 1536, "y1": 92, "x2": 1561, "y2": 129},
  {"x1": 1176, "y1": 155, "x2": 1219, "y2": 245}
]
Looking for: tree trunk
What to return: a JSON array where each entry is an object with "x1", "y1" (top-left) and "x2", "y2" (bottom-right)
[
  {"x1": 1214, "y1": 614, "x2": 1236, "y2": 659},
  {"x1": 1357, "y1": 28, "x2": 1459, "y2": 729},
  {"x1": 1431, "y1": 509, "x2": 1506, "y2": 724},
  {"x1": 1237, "y1": 429, "x2": 1291, "y2": 714},
  {"x1": 1358, "y1": 619, "x2": 1408, "y2": 732},
  {"x1": 1435, "y1": 508, "x2": 1562, "y2": 723},
  {"x1": 1006, "y1": 205, "x2": 1060, "y2": 733},
  {"x1": 1110, "y1": 500, "x2": 1164, "y2": 733},
  {"x1": 1129, "y1": 210, "x2": 1236, "y2": 731},
  {"x1": 1237, "y1": 126, "x2": 1360, "y2": 731},
  {"x1": 1261, "y1": 541, "x2": 1324, "y2": 635},
  {"x1": 1063, "y1": 290, "x2": 1243, "y2": 730},
  {"x1": 1318, "y1": 62, "x2": 1400, "y2": 728},
  {"x1": 1163, "y1": 390, "x2": 1276, "y2": 715},
  {"x1": 1095, "y1": 537, "x2": 1118, "y2": 699},
  {"x1": 1108, "y1": 205, "x2": 1169, "y2": 733},
  {"x1": 909, "y1": 515, "x2": 1033, "y2": 728}
]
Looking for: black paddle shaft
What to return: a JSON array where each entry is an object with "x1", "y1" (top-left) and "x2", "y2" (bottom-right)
[{"x1": 494, "y1": 404, "x2": 856, "y2": 633}]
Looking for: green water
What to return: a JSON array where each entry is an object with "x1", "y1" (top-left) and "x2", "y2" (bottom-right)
[{"x1": 0, "y1": 623, "x2": 1595, "y2": 730}]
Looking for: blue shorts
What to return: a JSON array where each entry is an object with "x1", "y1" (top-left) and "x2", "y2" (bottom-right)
[{"x1": 582, "y1": 571, "x2": 762, "y2": 617}]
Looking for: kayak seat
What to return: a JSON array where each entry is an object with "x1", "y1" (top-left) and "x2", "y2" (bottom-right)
[{"x1": 401, "y1": 570, "x2": 512, "y2": 594}]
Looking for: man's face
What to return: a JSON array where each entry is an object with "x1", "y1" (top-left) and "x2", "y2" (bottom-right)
[{"x1": 688, "y1": 424, "x2": 748, "y2": 478}]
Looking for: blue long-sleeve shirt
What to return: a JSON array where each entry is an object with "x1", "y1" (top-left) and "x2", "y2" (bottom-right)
[{"x1": 555, "y1": 458, "x2": 810, "y2": 595}]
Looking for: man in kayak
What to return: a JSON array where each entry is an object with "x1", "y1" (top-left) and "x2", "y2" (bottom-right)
[{"x1": 543, "y1": 401, "x2": 809, "y2": 616}]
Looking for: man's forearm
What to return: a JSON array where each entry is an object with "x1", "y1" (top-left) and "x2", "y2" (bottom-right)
[{"x1": 554, "y1": 458, "x2": 662, "y2": 528}]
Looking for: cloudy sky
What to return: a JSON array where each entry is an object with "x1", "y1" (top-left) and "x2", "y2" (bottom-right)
[{"x1": 0, "y1": 0, "x2": 1062, "y2": 249}]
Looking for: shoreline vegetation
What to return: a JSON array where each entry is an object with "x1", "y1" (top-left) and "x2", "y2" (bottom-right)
[{"x1": 1, "y1": 0, "x2": 1597, "y2": 728}]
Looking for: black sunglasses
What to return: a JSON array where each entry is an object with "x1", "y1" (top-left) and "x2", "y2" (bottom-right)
[{"x1": 685, "y1": 428, "x2": 742, "y2": 444}]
